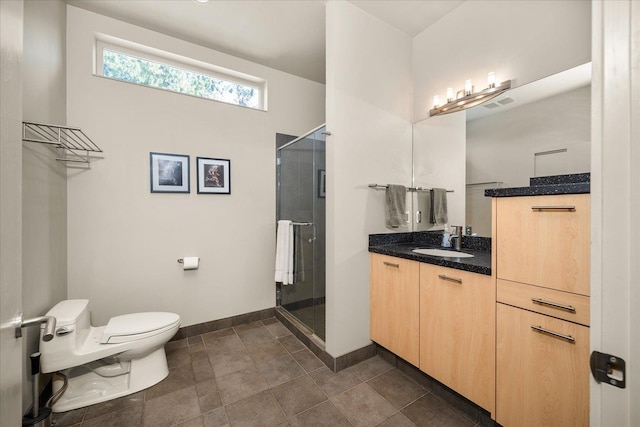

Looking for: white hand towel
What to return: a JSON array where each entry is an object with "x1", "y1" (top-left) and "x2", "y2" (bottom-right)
[{"x1": 275, "y1": 220, "x2": 294, "y2": 285}]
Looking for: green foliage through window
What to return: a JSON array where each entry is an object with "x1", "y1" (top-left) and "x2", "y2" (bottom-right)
[{"x1": 102, "y1": 49, "x2": 260, "y2": 109}]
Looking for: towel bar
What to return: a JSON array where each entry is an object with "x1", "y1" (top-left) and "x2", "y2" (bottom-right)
[{"x1": 368, "y1": 184, "x2": 454, "y2": 193}]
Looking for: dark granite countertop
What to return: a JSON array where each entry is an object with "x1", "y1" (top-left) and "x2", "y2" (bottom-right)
[
  {"x1": 485, "y1": 172, "x2": 590, "y2": 197},
  {"x1": 368, "y1": 232, "x2": 492, "y2": 276}
]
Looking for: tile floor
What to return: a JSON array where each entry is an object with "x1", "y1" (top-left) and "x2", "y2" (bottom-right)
[{"x1": 51, "y1": 318, "x2": 481, "y2": 427}]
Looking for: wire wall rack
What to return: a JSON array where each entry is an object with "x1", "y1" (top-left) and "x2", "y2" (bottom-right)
[{"x1": 22, "y1": 121, "x2": 103, "y2": 166}]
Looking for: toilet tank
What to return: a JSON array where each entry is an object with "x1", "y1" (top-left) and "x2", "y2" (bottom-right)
[{"x1": 46, "y1": 299, "x2": 91, "y2": 330}]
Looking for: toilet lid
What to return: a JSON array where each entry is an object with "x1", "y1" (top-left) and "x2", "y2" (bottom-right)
[{"x1": 100, "y1": 312, "x2": 180, "y2": 344}]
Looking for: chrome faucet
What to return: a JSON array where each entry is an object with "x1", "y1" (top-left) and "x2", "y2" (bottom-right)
[{"x1": 449, "y1": 226, "x2": 463, "y2": 251}]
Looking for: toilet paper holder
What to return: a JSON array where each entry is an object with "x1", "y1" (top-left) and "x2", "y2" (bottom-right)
[{"x1": 177, "y1": 257, "x2": 200, "y2": 270}]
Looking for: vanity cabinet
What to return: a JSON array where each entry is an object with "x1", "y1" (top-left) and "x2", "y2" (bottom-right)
[
  {"x1": 495, "y1": 194, "x2": 590, "y2": 427},
  {"x1": 370, "y1": 253, "x2": 420, "y2": 366},
  {"x1": 419, "y1": 264, "x2": 495, "y2": 414}
]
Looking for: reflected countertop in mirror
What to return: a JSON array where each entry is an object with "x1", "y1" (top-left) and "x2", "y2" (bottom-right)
[{"x1": 485, "y1": 172, "x2": 590, "y2": 198}]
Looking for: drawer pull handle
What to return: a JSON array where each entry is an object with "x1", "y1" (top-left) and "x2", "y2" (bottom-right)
[
  {"x1": 438, "y1": 274, "x2": 462, "y2": 284},
  {"x1": 531, "y1": 298, "x2": 577, "y2": 313},
  {"x1": 531, "y1": 205, "x2": 576, "y2": 211},
  {"x1": 383, "y1": 261, "x2": 400, "y2": 268},
  {"x1": 531, "y1": 325, "x2": 575, "y2": 343}
]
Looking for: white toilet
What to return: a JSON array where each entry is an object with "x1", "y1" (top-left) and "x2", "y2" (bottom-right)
[{"x1": 39, "y1": 299, "x2": 181, "y2": 412}]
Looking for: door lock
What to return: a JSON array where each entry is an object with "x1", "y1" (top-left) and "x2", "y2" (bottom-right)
[{"x1": 590, "y1": 351, "x2": 626, "y2": 388}]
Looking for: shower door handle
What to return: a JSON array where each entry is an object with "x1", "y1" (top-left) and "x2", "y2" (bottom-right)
[{"x1": 308, "y1": 225, "x2": 317, "y2": 243}]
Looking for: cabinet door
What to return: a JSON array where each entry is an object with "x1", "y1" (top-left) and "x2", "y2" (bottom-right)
[
  {"x1": 370, "y1": 253, "x2": 420, "y2": 366},
  {"x1": 496, "y1": 194, "x2": 590, "y2": 295},
  {"x1": 420, "y1": 264, "x2": 495, "y2": 413},
  {"x1": 496, "y1": 303, "x2": 589, "y2": 427}
]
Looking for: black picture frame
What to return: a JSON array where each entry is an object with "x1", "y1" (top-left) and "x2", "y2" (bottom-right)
[
  {"x1": 150, "y1": 152, "x2": 190, "y2": 193},
  {"x1": 197, "y1": 157, "x2": 231, "y2": 194}
]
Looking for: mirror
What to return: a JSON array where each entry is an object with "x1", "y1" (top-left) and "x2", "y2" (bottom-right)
[{"x1": 412, "y1": 63, "x2": 592, "y2": 237}]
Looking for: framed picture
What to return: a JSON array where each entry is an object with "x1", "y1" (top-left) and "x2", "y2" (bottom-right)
[
  {"x1": 318, "y1": 169, "x2": 326, "y2": 198},
  {"x1": 197, "y1": 157, "x2": 231, "y2": 194},
  {"x1": 150, "y1": 152, "x2": 190, "y2": 193}
]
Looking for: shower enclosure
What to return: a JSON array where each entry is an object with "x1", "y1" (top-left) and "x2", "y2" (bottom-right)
[{"x1": 276, "y1": 125, "x2": 326, "y2": 340}]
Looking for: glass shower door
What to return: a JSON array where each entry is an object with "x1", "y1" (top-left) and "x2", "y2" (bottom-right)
[{"x1": 277, "y1": 126, "x2": 326, "y2": 340}]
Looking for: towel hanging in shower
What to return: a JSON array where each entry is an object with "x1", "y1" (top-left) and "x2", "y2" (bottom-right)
[{"x1": 275, "y1": 220, "x2": 294, "y2": 285}]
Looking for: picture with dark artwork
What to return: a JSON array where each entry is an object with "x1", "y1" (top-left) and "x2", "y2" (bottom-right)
[
  {"x1": 204, "y1": 164, "x2": 224, "y2": 188},
  {"x1": 197, "y1": 157, "x2": 231, "y2": 194},
  {"x1": 150, "y1": 152, "x2": 190, "y2": 193},
  {"x1": 158, "y1": 160, "x2": 183, "y2": 186}
]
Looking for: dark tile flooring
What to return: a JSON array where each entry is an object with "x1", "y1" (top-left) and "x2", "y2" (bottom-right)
[{"x1": 51, "y1": 318, "x2": 481, "y2": 427}]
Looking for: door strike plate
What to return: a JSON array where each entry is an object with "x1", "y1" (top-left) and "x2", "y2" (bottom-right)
[{"x1": 590, "y1": 351, "x2": 626, "y2": 388}]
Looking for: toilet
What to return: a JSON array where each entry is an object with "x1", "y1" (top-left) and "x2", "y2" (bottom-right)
[{"x1": 39, "y1": 299, "x2": 181, "y2": 412}]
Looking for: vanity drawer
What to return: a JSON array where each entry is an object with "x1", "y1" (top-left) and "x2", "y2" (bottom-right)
[
  {"x1": 497, "y1": 279, "x2": 590, "y2": 326},
  {"x1": 496, "y1": 194, "x2": 590, "y2": 296}
]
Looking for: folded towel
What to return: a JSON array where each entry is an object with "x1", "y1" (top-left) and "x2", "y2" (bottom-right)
[
  {"x1": 275, "y1": 220, "x2": 294, "y2": 285},
  {"x1": 430, "y1": 188, "x2": 448, "y2": 225},
  {"x1": 385, "y1": 184, "x2": 407, "y2": 229}
]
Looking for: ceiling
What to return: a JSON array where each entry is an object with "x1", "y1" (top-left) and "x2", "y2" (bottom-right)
[{"x1": 66, "y1": 0, "x2": 464, "y2": 83}]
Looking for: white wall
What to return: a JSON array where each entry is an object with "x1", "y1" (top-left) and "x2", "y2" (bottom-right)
[
  {"x1": 22, "y1": 0, "x2": 68, "y2": 411},
  {"x1": 413, "y1": 0, "x2": 592, "y2": 123},
  {"x1": 66, "y1": 6, "x2": 325, "y2": 327},
  {"x1": 325, "y1": 1, "x2": 412, "y2": 357},
  {"x1": 412, "y1": 113, "x2": 466, "y2": 231},
  {"x1": 1, "y1": 1, "x2": 24, "y2": 423}
]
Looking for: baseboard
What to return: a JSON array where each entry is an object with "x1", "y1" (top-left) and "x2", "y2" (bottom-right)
[{"x1": 170, "y1": 307, "x2": 276, "y2": 341}]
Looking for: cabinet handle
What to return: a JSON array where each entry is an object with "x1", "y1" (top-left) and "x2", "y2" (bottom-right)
[
  {"x1": 531, "y1": 297, "x2": 576, "y2": 313},
  {"x1": 438, "y1": 274, "x2": 462, "y2": 284},
  {"x1": 531, "y1": 325, "x2": 575, "y2": 343},
  {"x1": 383, "y1": 261, "x2": 400, "y2": 268},
  {"x1": 531, "y1": 205, "x2": 576, "y2": 211}
]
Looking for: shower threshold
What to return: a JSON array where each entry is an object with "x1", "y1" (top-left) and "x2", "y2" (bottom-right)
[{"x1": 275, "y1": 306, "x2": 325, "y2": 350}]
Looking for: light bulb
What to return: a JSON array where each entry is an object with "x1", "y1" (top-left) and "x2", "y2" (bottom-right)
[
  {"x1": 488, "y1": 72, "x2": 496, "y2": 88},
  {"x1": 464, "y1": 80, "x2": 472, "y2": 96},
  {"x1": 433, "y1": 95, "x2": 440, "y2": 108},
  {"x1": 446, "y1": 88, "x2": 454, "y2": 103}
]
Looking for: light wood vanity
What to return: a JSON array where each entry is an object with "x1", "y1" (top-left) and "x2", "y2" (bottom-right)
[
  {"x1": 494, "y1": 194, "x2": 590, "y2": 427},
  {"x1": 369, "y1": 248, "x2": 496, "y2": 416},
  {"x1": 369, "y1": 185, "x2": 590, "y2": 425}
]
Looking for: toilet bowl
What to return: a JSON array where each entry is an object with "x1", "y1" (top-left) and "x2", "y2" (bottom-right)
[{"x1": 39, "y1": 299, "x2": 181, "y2": 412}]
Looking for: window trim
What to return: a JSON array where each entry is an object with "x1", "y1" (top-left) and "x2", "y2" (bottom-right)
[{"x1": 95, "y1": 36, "x2": 267, "y2": 111}]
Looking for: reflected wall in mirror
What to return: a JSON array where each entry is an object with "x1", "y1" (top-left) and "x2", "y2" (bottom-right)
[{"x1": 412, "y1": 63, "x2": 592, "y2": 237}]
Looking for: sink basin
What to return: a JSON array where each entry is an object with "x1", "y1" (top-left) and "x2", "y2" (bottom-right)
[{"x1": 412, "y1": 248, "x2": 474, "y2": 258}]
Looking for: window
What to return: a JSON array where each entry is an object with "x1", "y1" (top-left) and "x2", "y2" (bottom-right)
[{"x1": 96, "y1": 39, "x2": 266, "y2": 110}]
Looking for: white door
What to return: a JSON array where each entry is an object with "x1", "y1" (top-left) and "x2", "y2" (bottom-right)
[
  {"x1": 590, "y1": 0, "x2": 639, "y2": 425},
  {"x1": 0, "y1": 1, "x2": 24, "y2": 424}
]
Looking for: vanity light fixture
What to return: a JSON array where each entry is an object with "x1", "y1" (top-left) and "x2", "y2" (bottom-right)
[
  {"x1": 193, "y1": 0, "x2": 209, "y2": 3},
  {"x1": 429, "y1": 72, "x2": 511, "y2": 117}
]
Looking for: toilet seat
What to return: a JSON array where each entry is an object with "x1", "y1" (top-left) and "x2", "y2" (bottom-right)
[{"x1": 100, "y1": 312, "x2": 181, "y2": 344}]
